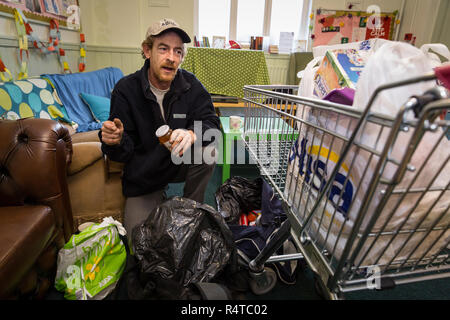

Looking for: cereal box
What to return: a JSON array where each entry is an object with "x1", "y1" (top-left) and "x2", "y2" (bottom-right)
[{"x1": 313, "y1": 49, "x2": 368, "y2": 99}]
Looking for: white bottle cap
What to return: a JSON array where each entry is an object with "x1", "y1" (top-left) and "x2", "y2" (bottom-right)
[{"x1": 155, "y1": 125, "x2": 170, "y2": 137}]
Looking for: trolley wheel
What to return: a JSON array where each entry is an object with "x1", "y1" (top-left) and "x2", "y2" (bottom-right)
[{"x1": 249, "y1": 267, "x2": 277, "y2": 296}]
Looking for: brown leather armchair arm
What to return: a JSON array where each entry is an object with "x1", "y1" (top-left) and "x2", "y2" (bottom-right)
[
  {"x1": 0, "y1": 118, "x2": 74, "y2": 239},
  {"x1": 0, "y1": 118, "x2": 74, "y2": 298}
]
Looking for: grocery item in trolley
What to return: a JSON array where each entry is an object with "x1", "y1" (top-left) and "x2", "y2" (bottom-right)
[
  {"x1": 284, "y1": 107, "x2": 450, "y2": 268},
  {"x1": 313, "y1": 48, "x2": 369, "y2": 99},
  {"x1": 299, "y1": 39, "x2": 389, "y2": 101}
]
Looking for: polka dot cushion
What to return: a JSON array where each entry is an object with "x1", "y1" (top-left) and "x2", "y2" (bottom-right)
[{"x1": 0, "y1": 78, "x2": 71, "y2": 123}]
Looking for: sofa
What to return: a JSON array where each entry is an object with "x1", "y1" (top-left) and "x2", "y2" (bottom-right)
[
  {"x1": 0, "y1": 68, "x2": 126, "y2": 298},
  {"x1": 39, "y1": 67, "x2": 126, "y2": 227},
  {"x1": 0, "y1": 118, "x2": 73, "y2": 299},
  {"x1": 0, "y1": 67, "x2": 126, "y2": 229},
  {"x1": 67, "y1": 131, "x2": 125, "y2": 227}
]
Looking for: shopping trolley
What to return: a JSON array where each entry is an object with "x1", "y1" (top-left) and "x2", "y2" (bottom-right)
[{"x1": 240, "y1": 68, "x2": 450, "y2": 299}]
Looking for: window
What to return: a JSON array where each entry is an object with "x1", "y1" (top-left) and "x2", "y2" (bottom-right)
[
  {"x1": 198, "y1": 0, "x2": 231, "y2": 42},
  {"x1": 197, "y1": 0, "x2": 311, "y2": 50},
  {"x1": 269, "y1": 0, "x2": 304, "y2": 46},
  {"x1": 235, "y1": 0, "x2": 265, "y2": 43}
]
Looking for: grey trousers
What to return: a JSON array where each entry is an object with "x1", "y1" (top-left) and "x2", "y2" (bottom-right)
[{"x1": 123, "y1": 148, "x2": 216, "y2": 236}]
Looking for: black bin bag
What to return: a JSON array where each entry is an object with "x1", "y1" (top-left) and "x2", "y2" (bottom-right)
[
  {"x1": 215, "y1": 176, "x2": 299, "y2": 285},
  {"x1": 215, "y1": 176, "x2": 263, "y2": 224},
  {"x1": 129, "y1": 196, "x2": 235, "y2": 299}
]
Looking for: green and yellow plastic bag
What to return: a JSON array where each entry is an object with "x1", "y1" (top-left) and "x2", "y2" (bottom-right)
[{"x1": 55, "y1": 217, "x2": 127, "y2": 300}]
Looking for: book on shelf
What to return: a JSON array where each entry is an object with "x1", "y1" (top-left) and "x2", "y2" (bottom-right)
[
  {"x1": 202, "y1": 36, "x2": 210, "y2": 48},
  {"x1": 250, "y1": 36, "x2": 263, "y2": 50},
  {"x1": 193, "y1": 36, "x2": 200, "y2": 47},
  {"x1": 269, "y1": 45, "x2": 279, "y2": 54},
  {"x1": 193, "y1": 36, "x2": 210, "y2": 48}
]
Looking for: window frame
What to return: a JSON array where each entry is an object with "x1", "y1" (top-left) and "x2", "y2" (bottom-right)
[
  {"x1": 195, "y1": 0, "x2": 312, "y2": 46},
  {"x1": 230, "y1": 0, "x2": 271, "y2": 40}
]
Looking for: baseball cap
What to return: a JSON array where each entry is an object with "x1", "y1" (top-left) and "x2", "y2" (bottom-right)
[{"x1": 145, "y1": 18, "x2": 191, "y2": 43}]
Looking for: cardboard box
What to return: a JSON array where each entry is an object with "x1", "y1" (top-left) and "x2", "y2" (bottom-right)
[{"x1": 313, "y1": 49, "x2": 367, "y2": 99}]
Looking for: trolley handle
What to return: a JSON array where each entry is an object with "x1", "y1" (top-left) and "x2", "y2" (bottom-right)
[{"x1": 408, "y1": 86, "x2": 448, "y2": 118}]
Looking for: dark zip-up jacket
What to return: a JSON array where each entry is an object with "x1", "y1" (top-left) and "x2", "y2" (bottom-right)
[{"x1": 100, "y1": 59, "x2": 220, "y2": 197}]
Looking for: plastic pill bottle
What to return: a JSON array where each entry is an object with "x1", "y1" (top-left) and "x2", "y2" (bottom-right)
[{"x1": 156, "y1": 125, "x2": 172, "y2": 150}]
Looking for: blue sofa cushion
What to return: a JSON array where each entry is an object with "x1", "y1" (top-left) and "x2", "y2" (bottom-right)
[
  {"x1": 42, "y1": 67, "x2": 123, "y2": 132},
  {"x1": 79, "y1": 92, "x2": 111, "y2": 123}
]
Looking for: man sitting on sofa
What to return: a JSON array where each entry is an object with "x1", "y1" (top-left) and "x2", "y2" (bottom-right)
[{"x1": 99, "y1": 18, "x2": 220, "y2": 236}]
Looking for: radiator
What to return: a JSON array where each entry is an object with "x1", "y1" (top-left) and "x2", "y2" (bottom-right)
[{"x1": 265, "y1": 55, "x2": 290, "y2": 85}]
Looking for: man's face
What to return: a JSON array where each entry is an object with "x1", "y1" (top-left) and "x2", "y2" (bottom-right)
[{"x1": 143, "y1": 31, "x2": 184, "y2": 90}]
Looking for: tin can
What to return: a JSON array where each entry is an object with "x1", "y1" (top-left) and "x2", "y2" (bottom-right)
[
  {"x1": 247, "y1": 210, "x2": 261, "y2": 222},
  {"x1": 156, "y1": 125, "x2": 172, "y2": 150},
  {"x1": 239, "y1": 213, "x2": 248, "y2": 226}
]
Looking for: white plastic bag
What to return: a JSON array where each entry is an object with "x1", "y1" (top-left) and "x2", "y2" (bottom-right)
[
  {"x1": 353, "y1": 41, "x2": 450, "y2": 115},
  {"x1": 420, "y1": 43, "x2": 450, "y2": 66},
  {"x1": 297, "y1": 56, "x2": 322, "y2": 99}
]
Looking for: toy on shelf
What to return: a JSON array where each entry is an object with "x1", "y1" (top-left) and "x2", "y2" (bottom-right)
[{"x1": 228, "y1": 40, "x2": 241, "y2": 49}]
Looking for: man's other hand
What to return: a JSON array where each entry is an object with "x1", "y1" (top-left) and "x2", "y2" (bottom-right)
[
  {"x1": 101, "y1": 118, "x2": 124, "y2": 145},
  {"x1": 170, "y1": 129, "x2": 196, "y2": 156}
]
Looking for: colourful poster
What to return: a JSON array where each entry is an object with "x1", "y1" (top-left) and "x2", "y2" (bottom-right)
[
  {"x1": 365, "y1": 16, "x2": 392, "y2": 40},
  {"x1": 312, "y1": 10, "x2": 396, "y2": 47}
]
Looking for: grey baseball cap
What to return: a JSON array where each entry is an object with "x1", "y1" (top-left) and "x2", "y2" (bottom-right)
[{"x1": 145, "y1": 18, "x2": 191, "y2": 43}]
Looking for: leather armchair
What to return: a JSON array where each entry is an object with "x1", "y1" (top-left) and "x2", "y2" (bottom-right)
[{"x1": 0, "y1": 118, "x2": 74, "y2": 299}]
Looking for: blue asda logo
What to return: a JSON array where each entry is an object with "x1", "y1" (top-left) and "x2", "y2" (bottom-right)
[{"x1": 289, "y1": 138, "x2": 354, "y2": 218}]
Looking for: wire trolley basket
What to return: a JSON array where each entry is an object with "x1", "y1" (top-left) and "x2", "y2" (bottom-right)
[{"x1": 241, "y1": 70, "x2": 450, "y2": 299}]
